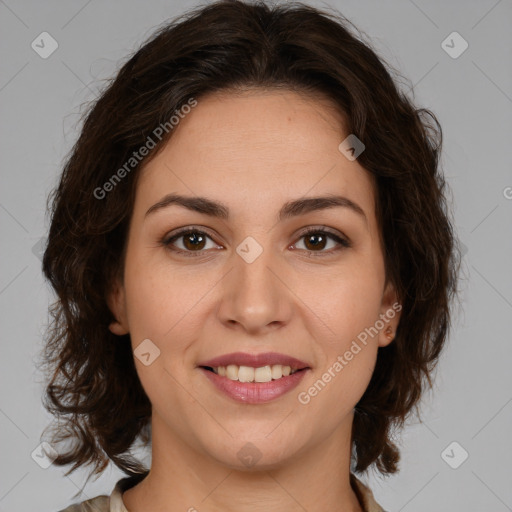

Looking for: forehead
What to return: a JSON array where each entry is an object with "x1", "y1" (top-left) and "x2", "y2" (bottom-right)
[{"x1": 136, "y1": 88, "x2": 376, "y2": 221}]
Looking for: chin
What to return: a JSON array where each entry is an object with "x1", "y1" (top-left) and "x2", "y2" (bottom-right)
[{"x1": 203, "y1": 434, "x2": 305, "y2": 472}]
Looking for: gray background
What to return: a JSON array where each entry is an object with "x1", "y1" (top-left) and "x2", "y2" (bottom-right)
[{"x1": 1, "y1": 0, "x2": 511, "y2": 511}]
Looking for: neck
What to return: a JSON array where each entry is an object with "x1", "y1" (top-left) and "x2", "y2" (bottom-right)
[{"x1": 122, "y1": 411, "x2": 363, "y2": 512}]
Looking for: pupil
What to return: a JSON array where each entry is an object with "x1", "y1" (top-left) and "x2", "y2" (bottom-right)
[
  {"x1": 182, "y1": 232, "x2": 327, "y2": 252},
  {"x1": 185, "y1": 232, "x2": 205, "y2": 250},
  {"x1": 306, "y1": 233, "x2": 325, "y2": 250}
]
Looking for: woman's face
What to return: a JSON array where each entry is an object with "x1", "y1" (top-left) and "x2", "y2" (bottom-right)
[{"x1": 109, "y1": 88, "x2": 400, "y2": 470}]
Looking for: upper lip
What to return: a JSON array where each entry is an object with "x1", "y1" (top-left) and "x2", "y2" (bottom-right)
[{"x1": 198, "y1": 352, "x2": 310, "y2": 369}]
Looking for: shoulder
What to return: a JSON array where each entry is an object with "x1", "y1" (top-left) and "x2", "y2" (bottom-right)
[
  {"x1": 57, "y1": 471, "x2": 148, "y2": 512},
  {"x1": 350, "y1": 473, "x2": 389, "y2": 512},
  {"x1": 57, "y1": 495, "x2": 109, "y2": 512}
]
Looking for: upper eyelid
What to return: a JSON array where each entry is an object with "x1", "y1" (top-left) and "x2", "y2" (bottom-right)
[
  {"x1": 163, "y1": 225, "x2": 220, "y2": 244},
  {"x1": 164, "y1": 225, "x2": 349, "y2": 248}
]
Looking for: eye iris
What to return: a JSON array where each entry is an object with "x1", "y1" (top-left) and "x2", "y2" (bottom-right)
[
  {"x1": 175, "y1": 230, "x2": 335, "y2": 252},
  {"x1": 184, "y1": 231, "x2": 206, "y2": 250},
  {"x1": 304, "y1": 233, "x2": 326, "y2": 251}
]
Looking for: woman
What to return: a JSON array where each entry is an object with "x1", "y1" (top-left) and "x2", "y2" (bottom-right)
[{"x1": 40, "y1": 1, "x2": 460, "y2": 511}]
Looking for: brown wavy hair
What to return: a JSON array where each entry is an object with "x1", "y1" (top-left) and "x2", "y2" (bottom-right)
[{"x1": 39, "y1": 0, "x2": 460, "y2": 490}]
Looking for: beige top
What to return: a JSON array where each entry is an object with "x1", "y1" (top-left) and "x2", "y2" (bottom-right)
[{"x1": 59, "y1": 471, "x2": 387, "y2": 512}]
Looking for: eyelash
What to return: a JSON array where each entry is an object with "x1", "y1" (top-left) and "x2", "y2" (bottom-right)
[{"x1": 161, "y1": 225, "x2": 351, "y2": 258}]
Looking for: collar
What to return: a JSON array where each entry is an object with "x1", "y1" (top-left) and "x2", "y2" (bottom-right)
[{"x1": 350, "y1": 473, "x2": 387, "y2": 512}]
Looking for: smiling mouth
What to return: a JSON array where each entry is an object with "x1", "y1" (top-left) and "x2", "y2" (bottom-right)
[{"x1": 201, "y1": 364, "x2": 306, "y2": 383}]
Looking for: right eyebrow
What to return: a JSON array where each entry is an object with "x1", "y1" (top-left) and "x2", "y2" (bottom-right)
[{"x1": 145, "y1": 193, "x2": 367, "y2": 227}]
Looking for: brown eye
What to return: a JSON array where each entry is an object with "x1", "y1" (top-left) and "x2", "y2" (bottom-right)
[
  {"x1": 163, "y1": 226, "x2": 350, "y2": 258},
  {"x1": 303, "y1": 232, "x2": 328, "y2": 251},
  {"x1": 181, "y1": 231, "x2": 207, "y2": 251},
  {"x1": 293, "y1": 228, "x2": 351, "y2": 255},
  {"x1": 163, "y1": 229, "x2": 219, "y2": 256}
]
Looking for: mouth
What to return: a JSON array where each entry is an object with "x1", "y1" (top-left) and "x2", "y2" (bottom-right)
[
  {"x1": 197, "y1": 351, "x2": 310, "y2": 381},
  {"x1": 200, "y1": 364, "x2": 305, "y2": 383},
  {"x1": 197, "y1": 352, "x2": 311, "y2": 403}
]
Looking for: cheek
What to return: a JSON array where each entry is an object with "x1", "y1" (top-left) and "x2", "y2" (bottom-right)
[
  {"x1": 298, "y1": 261, "x2": 384, "y2": 345},
  {"x1": 122, "y1": 259, "x2": 204, "y2": 415},
  {"x1": 300, "y1": 260, "x2": 384, "y2": 405},
  {"x1": 298, "y1": 281, "x2": 381, "y2": 424},
  {"x1": 123, "y1": 253, "x2": 222, "y2": 367},
  {"x1": 300, "y1": 347, "x2": 376, "y2": 431},
  {"x1": 124, "y1": 250, "x2": 191, "y2": 333}
]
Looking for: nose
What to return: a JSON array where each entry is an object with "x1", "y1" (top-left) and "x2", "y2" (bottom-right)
[{"x1": 216, "y1": 239, "x2": 293, "y2": 335}]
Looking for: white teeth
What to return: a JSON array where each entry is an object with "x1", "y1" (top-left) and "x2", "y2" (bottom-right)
[
  {"x1": 271, "y1": 365, "x2": 282, "y2": 380},
  {"x1": 212, "y1": 364, "x2": 298, "y2": 382},
  {"x1": 238, "y1": 366, "x2": 254, "y2": 382},
  {"x1": 226, "y1": 364, "x2": 238, "y2": 380},
  {"x1": 254, "y1": 365, "x2": 272, "y2": 383}
]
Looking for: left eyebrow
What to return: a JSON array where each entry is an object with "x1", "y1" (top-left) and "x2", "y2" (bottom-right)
[{"x1": 145, "y1": 193, "x2": 367, "y2": 225}]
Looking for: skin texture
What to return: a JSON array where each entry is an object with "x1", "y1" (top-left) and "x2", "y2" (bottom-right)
[{"x1": 108, "y1": 88, "x2": 401, "y2": 512}]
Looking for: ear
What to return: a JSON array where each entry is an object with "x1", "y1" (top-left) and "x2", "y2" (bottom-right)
[
  {"x1": 377, "y1": 280, "x2": 402, "y2": 348},
  {"x1": 107, "y1": 277, "x2": 129, "y2": 336}
]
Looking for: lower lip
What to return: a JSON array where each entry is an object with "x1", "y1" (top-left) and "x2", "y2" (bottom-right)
[{"x1": 199, "y1": 367, "x2": 309, "y2": 404}]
